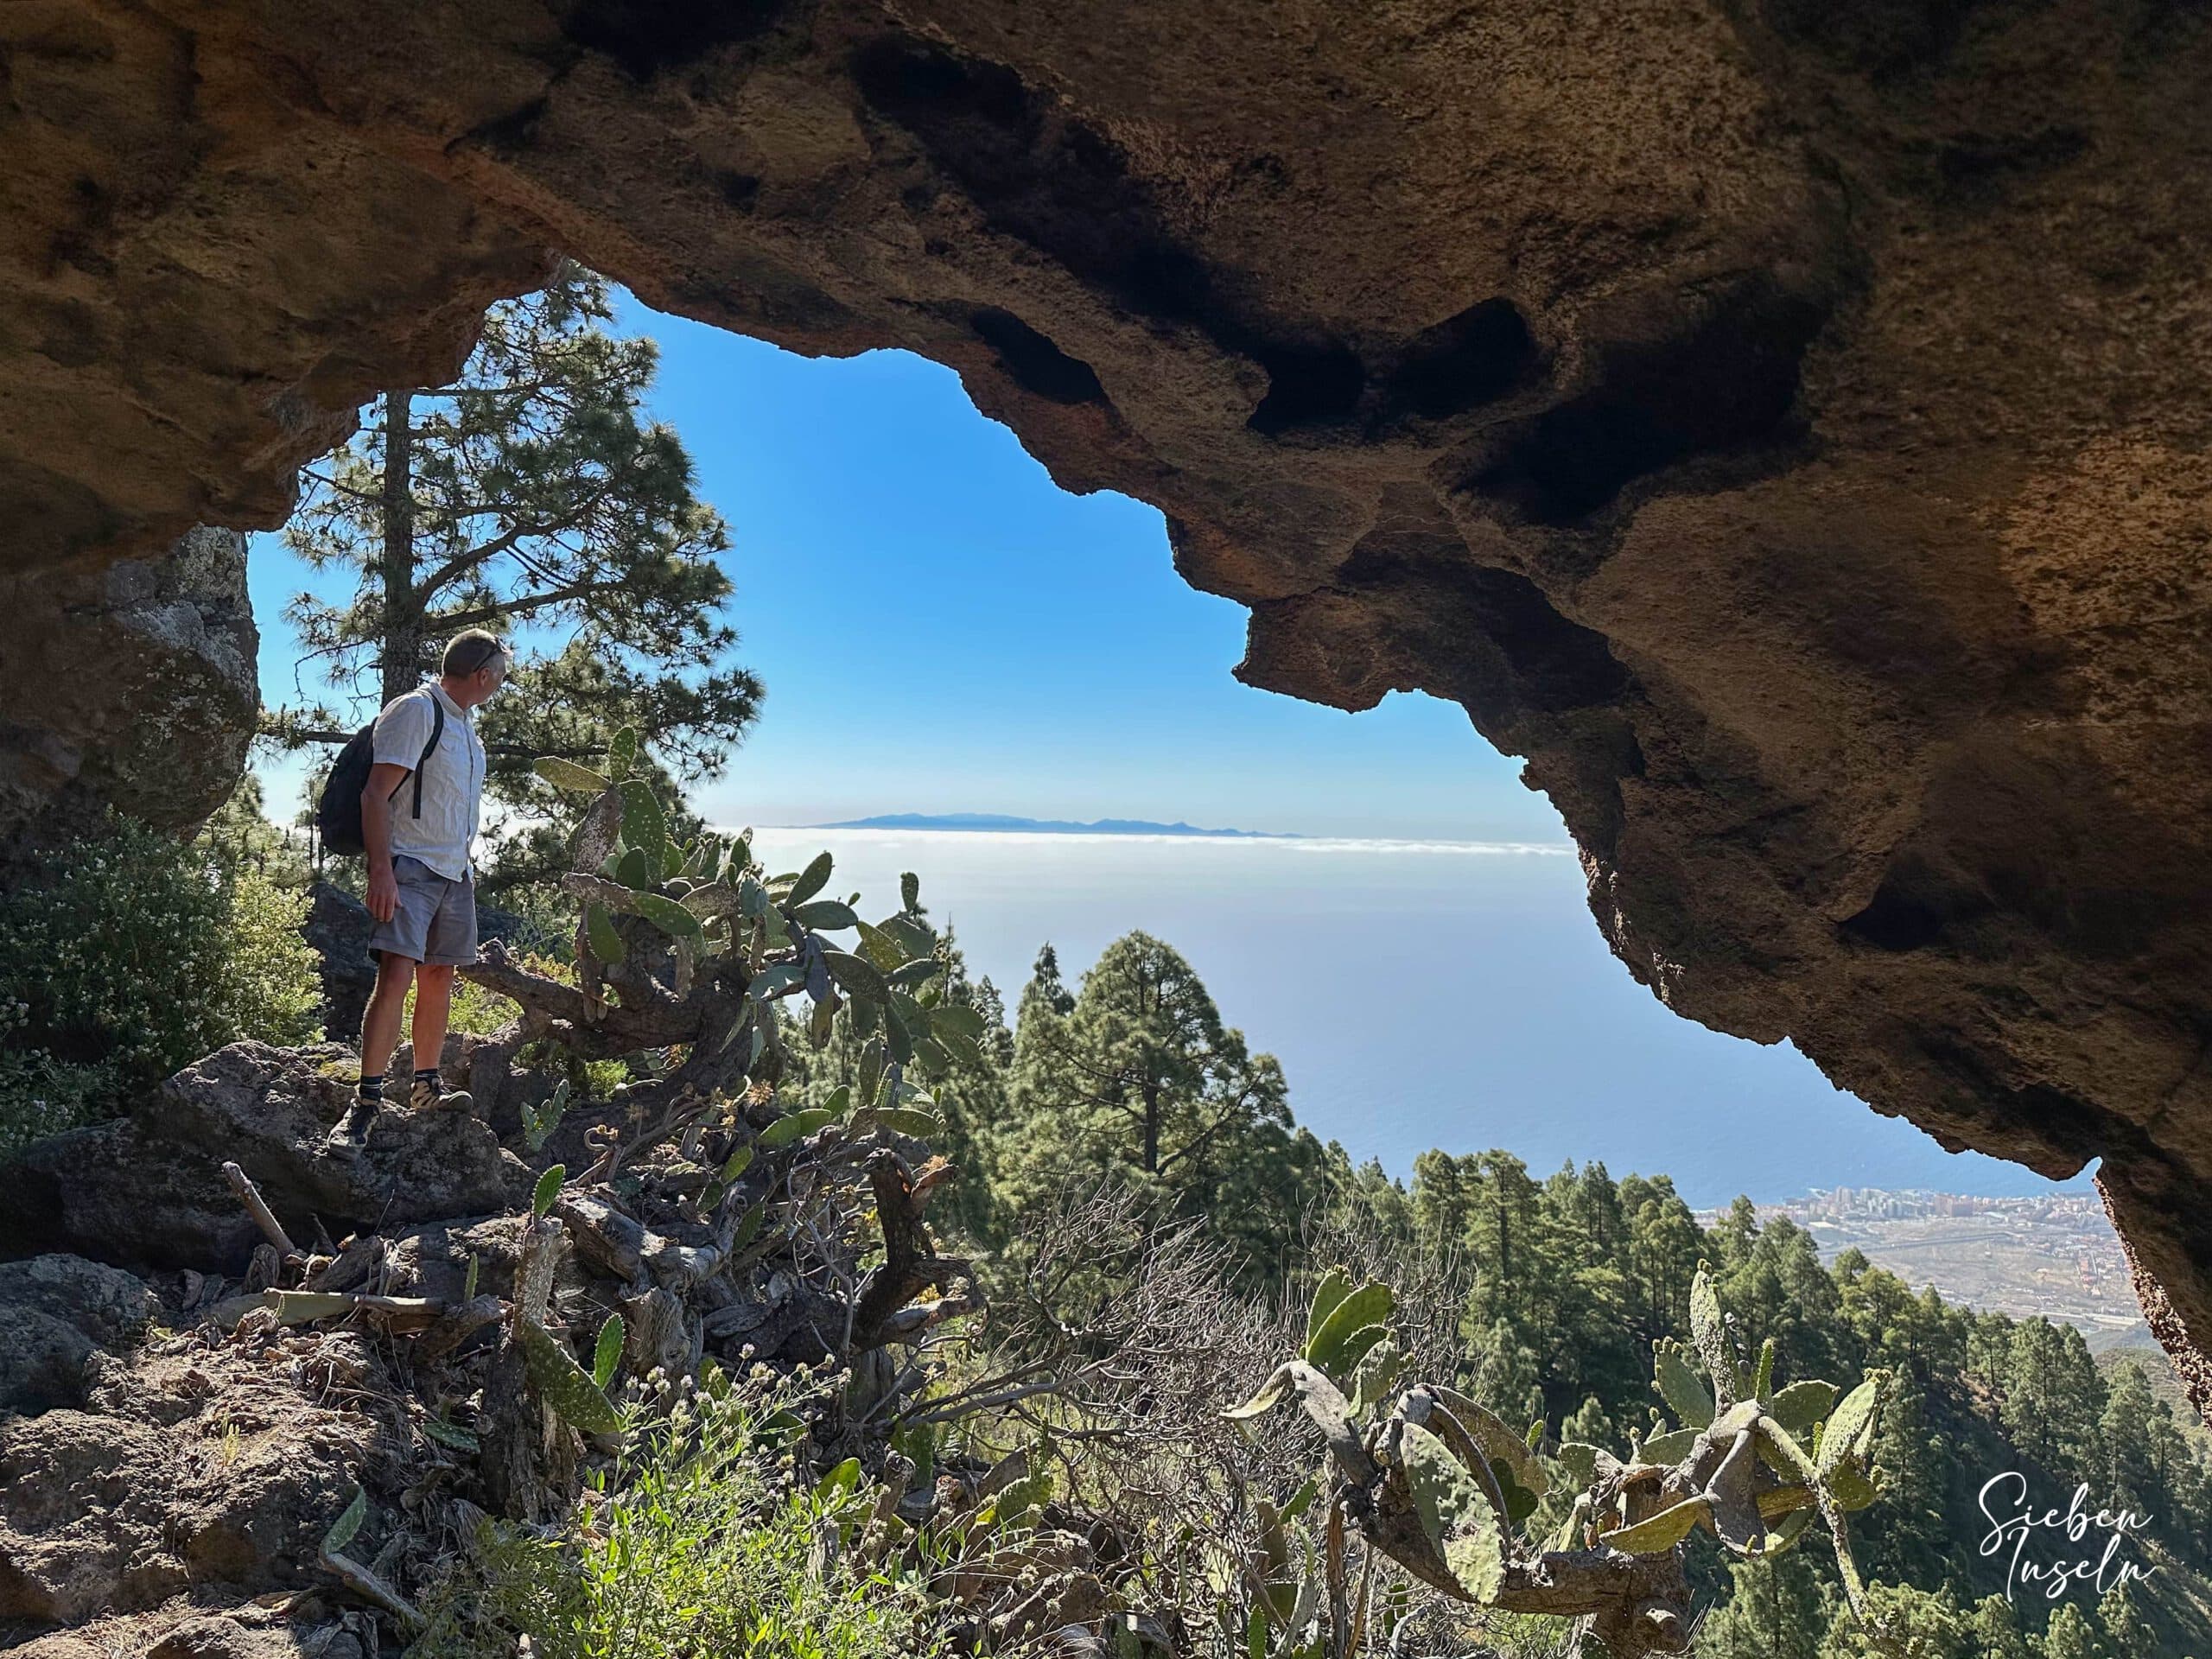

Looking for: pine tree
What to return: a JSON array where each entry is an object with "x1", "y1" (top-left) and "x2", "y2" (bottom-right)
[
  {"x1": 1461, "y1": 1150, "x2": 1547, "y2": 1330},
  {"x1": 1965, "y1": 1594, "x2": 2033, "y2": 1659},
  {"x1": 1411, "y1": 1150, "x2": 1481, "y2": 1254},
  {"x1": 2099, "y1": 1358, "x2": 2180, "y2": 1522},
  {"x1": 997, "y1": 931, "x2": 1310, "y2": 1281},
  {"x1": 1719, "y1": 1213, "x2": 1841, "y2": 1385},
  {"x1": 1853, "y1": 1374, "x2": 1952, "y2": 1590},
  {"x1": 2095, "y1": 1579, "x2": 2155, "y2": 1657},
  {"x1": 2040, "y1": 1599, "x2": 2107, "y2": 1659},
  {"x1": 1558, "y1": 1393, "x2": 1615, "y2": 1456},
  {"x1": 1816, "y1": 1582, "x2": 1968, "y2": 1659},
  {"x1": 1619, "y1": 1173, "x2": 1702, "y2": 1343},
  {"x1": 1713, "y1": 1193, "x2": 1763, "y2": 1266},
  {"x1": 1697, "y1": 1551, "x2": 1833, "y2": 1659},
  {"x1": 1468, "y1": 1314, "x2": 1546, "y2": 1432},
  {"x1": 1999, "y1": 1320, "x2": 2107, "y2": 1485},
  {"x1": 280, "y1": 262, "x2": 761, "y2": 874}
]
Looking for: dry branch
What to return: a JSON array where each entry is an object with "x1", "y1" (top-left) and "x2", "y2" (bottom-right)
[{"x1": 223, "y1": 1160, "x2": 304, "y2": 1265}]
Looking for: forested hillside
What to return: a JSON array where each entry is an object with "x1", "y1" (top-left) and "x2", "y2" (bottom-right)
[
  {"x1": 786, "y1": 924, "x2": 2212, "y2": 1656},
  {"x1": 7, "y1": 795, "x2": 2208, "y2": 1656}
]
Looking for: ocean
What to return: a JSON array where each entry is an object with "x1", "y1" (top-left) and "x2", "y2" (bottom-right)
[{"x1": 739, "y1": 828, "x2": 2082, "y2": 1206}]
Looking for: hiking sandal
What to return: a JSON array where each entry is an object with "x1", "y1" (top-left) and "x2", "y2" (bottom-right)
[
  {"x1": 409, "y1": 1077, "x2": 474, "y2": 1114},
  {"x1": 326, "y1": 1096, "x2": 382, "y2": 1155}
]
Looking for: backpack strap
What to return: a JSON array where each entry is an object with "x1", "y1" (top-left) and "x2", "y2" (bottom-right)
[{"x1": 410, "y1": 690, "x2": 446, "y2": 820}]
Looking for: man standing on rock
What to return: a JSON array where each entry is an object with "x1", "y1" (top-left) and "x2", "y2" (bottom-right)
[{"x1": 329, "y1": 629, "x2": 511, "y2": 1150}]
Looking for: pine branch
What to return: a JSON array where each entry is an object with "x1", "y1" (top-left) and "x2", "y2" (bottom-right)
[
  {"x1": 433, "y1": 575, "x2": 638, "y2": 631},
  {"x1": 269, "y1": 723, "x2": 544, "y2": 757}
]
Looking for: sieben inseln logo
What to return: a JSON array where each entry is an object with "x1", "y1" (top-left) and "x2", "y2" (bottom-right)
[{"x1": 1979, "y1": 1471, "x2": 2158, "y2": 1600}]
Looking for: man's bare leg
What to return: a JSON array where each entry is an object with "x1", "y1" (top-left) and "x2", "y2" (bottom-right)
[
  {"x1": 408, "y1": 963, "x2": 463, "y2": 1109},
  {"x1": 363, "y1": 950, "x2": 416, "y2": 1078},
  {"x1": 332, "y1": 950, "x2": 416, "y2": 1148}
]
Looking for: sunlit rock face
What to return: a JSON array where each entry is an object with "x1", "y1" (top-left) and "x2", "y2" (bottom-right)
[{"x1": 3, "y1": 0, "x2": 2209, "y2": 1404}]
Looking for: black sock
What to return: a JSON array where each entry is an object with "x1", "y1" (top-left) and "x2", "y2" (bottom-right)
[
  {"x1": 356, "y1": 1073, "x2": 384, "y2": 1104},
  {"x1": 413, "y1": 1068, "x2": 441, "y2": 1091}
]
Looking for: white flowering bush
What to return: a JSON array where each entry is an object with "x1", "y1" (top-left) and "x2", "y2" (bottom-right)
[
  {"x1": 0, "y1": 811, "x2": 324, "y2": 1151},
  {"x1": 0, "y1": 1050, "x2": 119, "y2": 1153}
]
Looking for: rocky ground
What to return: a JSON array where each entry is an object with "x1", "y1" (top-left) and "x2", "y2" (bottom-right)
[{"x1": 0, "y1": 1039, "x2": 960, "y2": 1657}]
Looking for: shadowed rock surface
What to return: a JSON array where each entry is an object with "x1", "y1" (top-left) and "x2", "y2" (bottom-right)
[
  {"x1": 2, "y1": 0, "x2": 2209, "y2": 1403},
  {"x1": 1, "y1": 1045, "x2": 531, "y2": 1272},
  {"x1": 0, "y1": 1256, "x2": 161, "y2": 1418},
  {"x1": 0, "y1": 526, "x2": 257, "y2": 849}
]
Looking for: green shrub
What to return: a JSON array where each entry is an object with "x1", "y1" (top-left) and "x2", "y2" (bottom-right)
[
  {"x1": 0, "y1": 1052, "x2": 121, "y2": 1154},
  {"x1": 217, "y1": 862, "x2": 327, "y2": 1046},
  {"x1": 0, "y1": 811, "x2": 324, "y2": 1149},
  {"x1": 423, "y1": 1369, "x2": 943, "y2": 1659}
]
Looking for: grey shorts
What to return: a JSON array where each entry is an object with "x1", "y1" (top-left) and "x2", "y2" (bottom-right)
[{"x1": 366, "y1": 855, "x2": 480, "y2": 967}]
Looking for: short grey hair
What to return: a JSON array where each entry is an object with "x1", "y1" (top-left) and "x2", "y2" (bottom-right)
[{"x1": 442, "y1": 628, "x2": 512, "y2": 681}]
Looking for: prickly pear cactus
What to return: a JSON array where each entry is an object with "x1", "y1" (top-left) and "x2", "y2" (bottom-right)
[
  {"x1": 1224, "y1": 1262, "x2": 1893, "y2": 1659},
  {"x1": 531, "y1": 728, "x2": 985, "y2": 1099},
  {"x1": 518, "y1": 1317, "x2": 623, "y2": 1435}
]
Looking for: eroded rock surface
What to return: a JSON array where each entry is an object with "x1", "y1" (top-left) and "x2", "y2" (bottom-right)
[
  {"x1": 2, "y1": 2, "x2": 2209, "y2": 1394},
  {"x1": 0, "y1": 1256, "x2": 161, "y2": 1417},
  {"x1": 0, "y1": 1339, "x2": 376, "y2": 1640},
  {"x1": 0, "y1": 526, "x2": 257, "y2": 849}
]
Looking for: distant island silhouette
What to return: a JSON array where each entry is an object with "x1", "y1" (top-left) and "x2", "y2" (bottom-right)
[{"x1": 817, "y1": 812, "x2": 1294, "y2": 839}]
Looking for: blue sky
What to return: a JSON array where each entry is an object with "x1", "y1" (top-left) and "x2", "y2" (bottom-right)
[{"x1": 251, "y1": 291, "x2": 1564, "y2": 843}]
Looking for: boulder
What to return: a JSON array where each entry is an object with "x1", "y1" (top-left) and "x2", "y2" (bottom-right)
[
  {"x1": 2, "y1": 1045, "x2": 531, "y2": 1272},
  {"x1": 0, "y1": 1382, "x2": 369, "y2": 1625},
  {"x1": 0, "y1": 1255, "x2": 162, "y2": 1351},
  {"x1": 3, "y1": 1122, "x2": 264, "y2": 1273},
  {"x1": 301, "y1": 883, "x2": 380, "y2": 1042},
  {"x1": 0, "y1": 528, "x2": 257, "y2": 856},
  {"x1": 0, "y1": 1256, "x2": 160, "y2": 1416},
  {"x1": 0, "y1": 1313, "x2": 95, "y2": 1422}
]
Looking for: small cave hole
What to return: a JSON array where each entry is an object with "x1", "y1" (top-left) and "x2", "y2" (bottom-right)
[
  {"x1": 1840, "y1": 865, "x2": 1986, "y2": 953},
  {"x1": 562, "y1": 0, "x2": 788, "y2": 81},
  {"x1": 1247, "y1": 343, "x2": 1366, "y2": 435},
  {"x1": 1465, "y1": 276, "x2": 1827, "y2": 525},
  {"x1": 716, "y1": 171, "x2": 760, "y2": 213},
  {"x1": 1381, "y1": 297, "x2": 1538, "y2": 422},
  {"x1": 969, "y1": 308, "x2": 1107, "y2": 405}
]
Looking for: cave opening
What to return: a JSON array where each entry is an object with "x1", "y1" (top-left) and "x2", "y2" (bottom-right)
[
  {"x1": 4, "y1": 4, "x2": 2210, "y2": 1643},
  {"x1": 240, "y1": 285, "x2": 2101, "y2": 1224}
]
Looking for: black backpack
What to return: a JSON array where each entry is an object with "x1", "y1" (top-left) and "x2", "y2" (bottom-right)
[{"x1": 315, "y1": 690, "x2": 446, "y2": 856}]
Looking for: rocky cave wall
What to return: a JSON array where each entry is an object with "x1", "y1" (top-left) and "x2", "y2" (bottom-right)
[
  {"x1": 3, "y1": 0, "x2": 2209, "y2": 1405},
  {"x1": 0, "y1": 524, "x2": 257, "y2": 847}
]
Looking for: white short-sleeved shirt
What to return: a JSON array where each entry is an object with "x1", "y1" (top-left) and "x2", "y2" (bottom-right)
[{"x1": 370, "y1": 682, "x2": 486, "y2": 881}]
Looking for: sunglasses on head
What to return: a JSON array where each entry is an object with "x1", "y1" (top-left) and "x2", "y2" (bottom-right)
[{"x1": 459, "y1": 638, "x2": 511, "y2": 676}]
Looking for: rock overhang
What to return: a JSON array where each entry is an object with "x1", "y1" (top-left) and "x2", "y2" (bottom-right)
[{"x1": 1, "y1": 0, "x2": 2208, "y2": 1411}]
